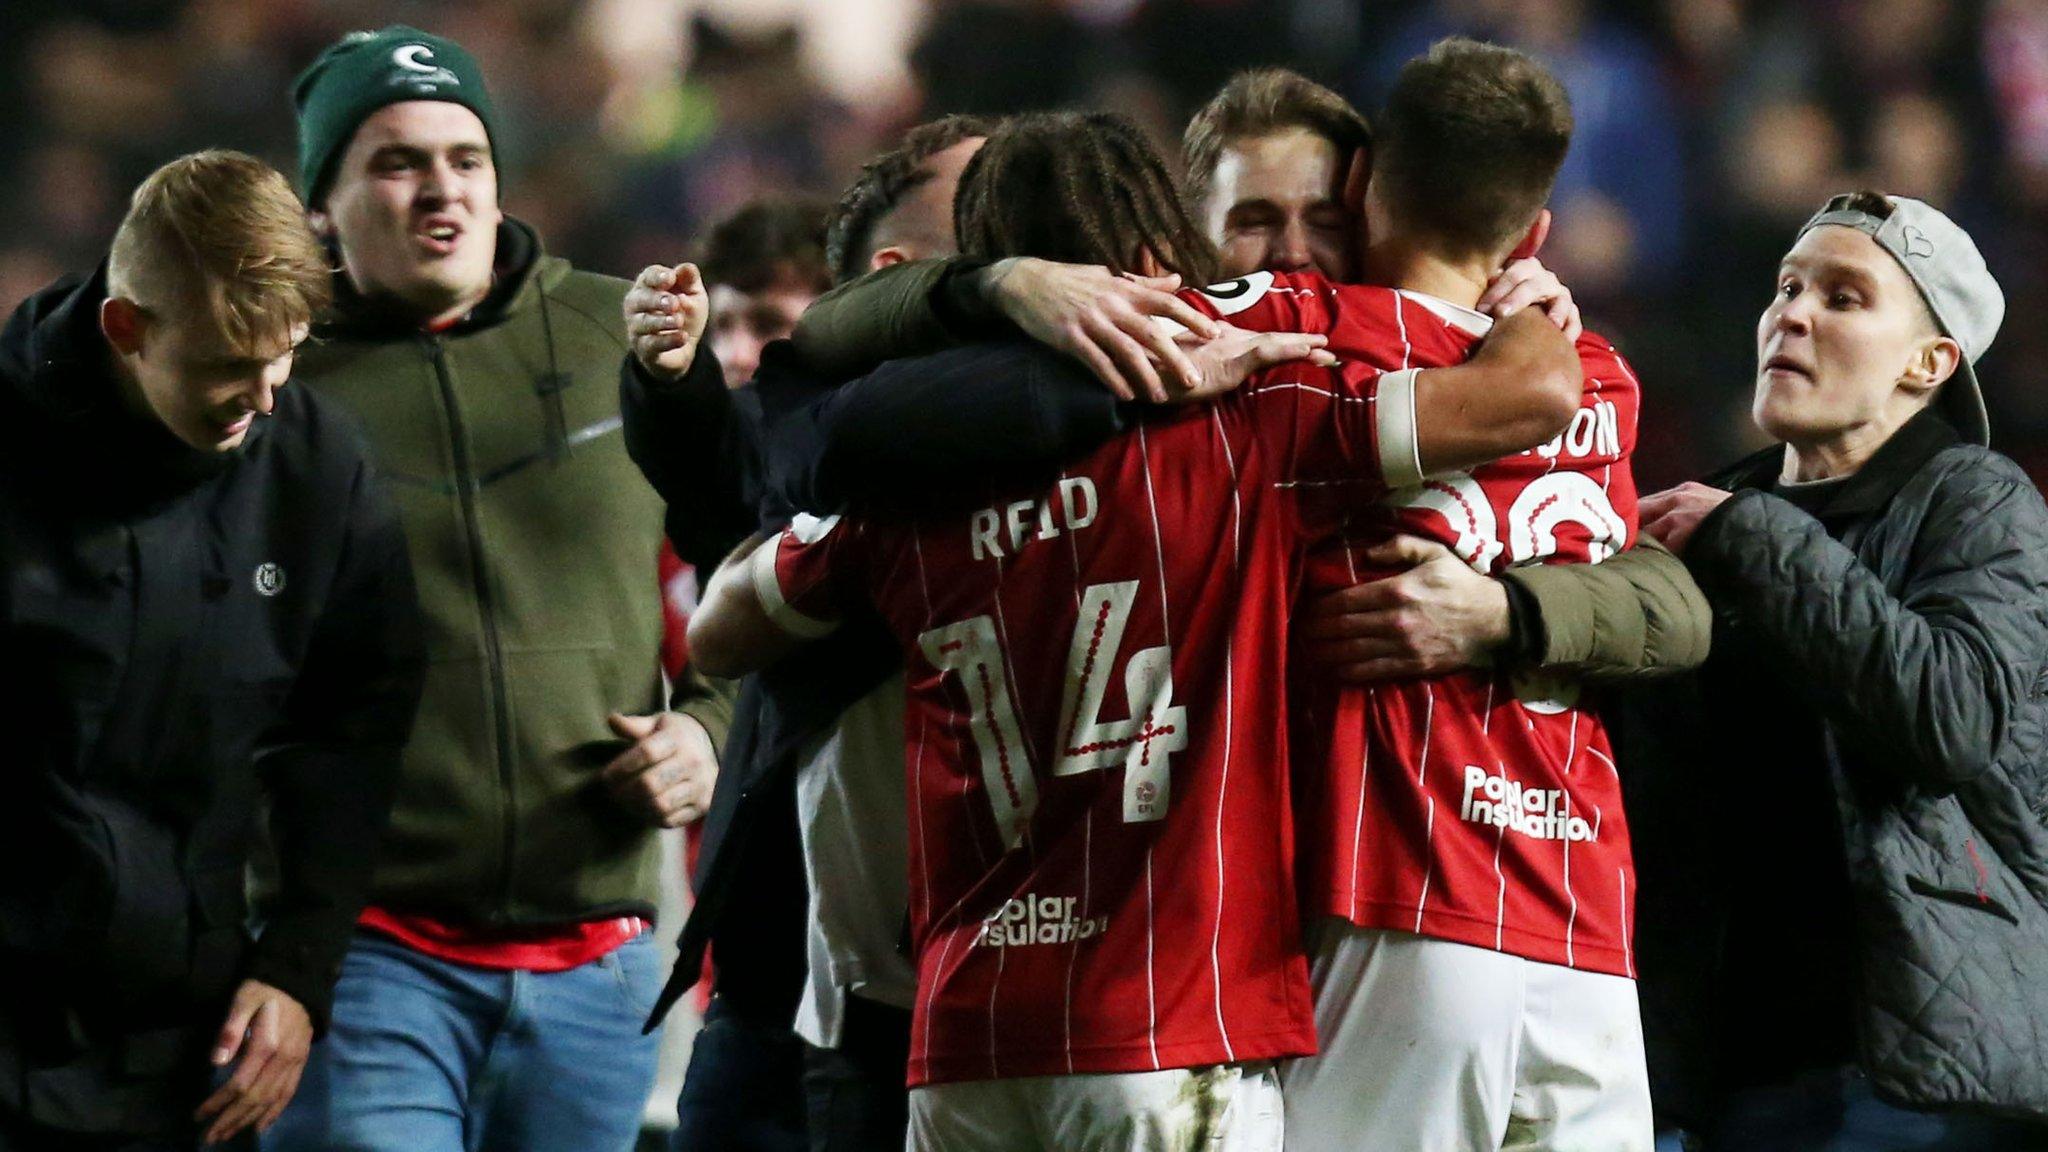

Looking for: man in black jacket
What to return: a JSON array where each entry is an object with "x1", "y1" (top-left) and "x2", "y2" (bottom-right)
[
  {"x1": 1632, "y1": 193, "x2": 2048, "y2": 1150},
  {"x1": 622, "y1": 122, "x2": 996, "y2": 1152},
  {"x1": 0, "y1": 151, "x2": 424, "y2": 1150}
]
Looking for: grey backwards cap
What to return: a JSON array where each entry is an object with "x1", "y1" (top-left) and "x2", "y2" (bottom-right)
[{"x1": 1798, "y1": 194, "x2": 2005, "y2": 446}]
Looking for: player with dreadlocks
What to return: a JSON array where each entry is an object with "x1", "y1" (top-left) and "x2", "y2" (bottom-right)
[
  {"x1": 950, "y1": 112, "x2": 1219, "y2": 285},
  {"x1": 684, "y1": 110, "x2": 1582, "y2": 1150}
]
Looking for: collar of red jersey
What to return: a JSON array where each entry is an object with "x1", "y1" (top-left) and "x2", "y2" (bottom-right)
[{"x1": 1397, "y1": 290, "x2": 1494, "y2": 338}]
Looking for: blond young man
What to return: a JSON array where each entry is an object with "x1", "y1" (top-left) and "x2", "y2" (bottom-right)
[{"x1": 0, "y1": 150, "x2": 424, "y2": 1150}]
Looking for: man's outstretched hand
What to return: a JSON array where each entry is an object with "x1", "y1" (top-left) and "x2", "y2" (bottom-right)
[{"x1": 625, "y1": 263, "x2": 711, "y2": 382}]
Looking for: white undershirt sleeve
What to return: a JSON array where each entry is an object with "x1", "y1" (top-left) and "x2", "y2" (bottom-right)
[
  {"x1": 747, "y1": 534, "x2": 840, "y2": 639},
  {"x1": 1375, "y1": 367, "x2": 1424, "y2": 489}
]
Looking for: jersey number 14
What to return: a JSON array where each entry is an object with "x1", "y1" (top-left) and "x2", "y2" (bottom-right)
[{"x1": 918, "y1": 580, "x2": 1189, "y2": 850}]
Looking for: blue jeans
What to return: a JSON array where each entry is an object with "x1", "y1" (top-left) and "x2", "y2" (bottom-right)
[
  {"x1": 1688, "y1": 1066, "x2": 2048, "y2": 1152},
  {"x1": 261, "y1": 929, "x2": 664, "y2": 1152}
]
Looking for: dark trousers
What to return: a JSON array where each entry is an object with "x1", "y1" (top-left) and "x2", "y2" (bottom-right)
[
  {"x1": 0, "y1": 1013, "x2": 244, "y2": 1152},
  {"x1": 673, "y1": 995, "x2": 808, "y2": 1152},
  {"x1": 803, "y1": 996, "x2": 912, "y2": 1152},
  {"x1": 1689, "y1": 1066, "x2": 2048, "y2": 1152},
  {"x1": 0, "y1": 1107, "x2": 250, "y2": 1152}
]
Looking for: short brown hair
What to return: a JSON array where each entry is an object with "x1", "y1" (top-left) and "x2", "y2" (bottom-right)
[
  {"x1": 107, "y1": 150, "x2": 331, "y2": 353},
  {"x1": 700, "y1": 196, "x2": 834, "y2": 295},
  {"x1": 1374, "y1": 38, "x2": 1573, "y2": 260},
  {"x1": 955, "y1": 112, "x2": 1218, "y2": 285},
  {"x1": 827, "y1": 114, "x2": 996, "y2": 285},
  {"x1": 1182, "y1": 69, "x2": 1372, "y2": 212}
]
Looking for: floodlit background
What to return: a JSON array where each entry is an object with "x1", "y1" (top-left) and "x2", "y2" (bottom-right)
[
  {"x1": 4, "y1": 0, "x2": 2045, "y2": 1130},
  {"x1": 5, "y1": 0, "x2": 2047, "y2": 484}
]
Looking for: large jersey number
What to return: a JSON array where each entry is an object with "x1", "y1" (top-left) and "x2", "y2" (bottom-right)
[
  {"x1": 1054, "y1": 581, "x2": 1188, "y2": 824},
  {"x1": 1389, "y1": 471, "x2": 1627, "y2": 576},
  {"x1": 1387, "y1": 471, "x2": 1629, "y2": 714},
  {"x1": 920, "y1": 616, "x2": 1039, "y2": 850},
  {"x1": 916, "y1": 581, "x2": 1189, "y2": 846}
]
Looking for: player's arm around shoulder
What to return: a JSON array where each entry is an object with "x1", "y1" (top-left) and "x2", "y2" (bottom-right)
[
  {"x1": 1502, "y1": 334, "x2": 1710, "y2": 679},
  {"x1": 791, "y1": 258, "x2": 965, "y2": 379},
  {"x1": 1501, "y1": 532, "x2": 1711, "y2": 679},
  {"x1": 1411, "y1": 307, "x2": 1582, "y2": 476},
  {"x1": 688, "y1": 522, "x2": 843, "y2": 679}
]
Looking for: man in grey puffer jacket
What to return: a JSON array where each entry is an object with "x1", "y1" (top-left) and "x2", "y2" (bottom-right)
[{"x1": 1627, "y1": 192, "x2": 2048, "y2": 1151}]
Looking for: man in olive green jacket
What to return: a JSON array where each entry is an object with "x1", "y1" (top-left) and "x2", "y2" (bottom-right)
[{"x1": 262, "y1": 27, "x2": 739, "y2": 1152}]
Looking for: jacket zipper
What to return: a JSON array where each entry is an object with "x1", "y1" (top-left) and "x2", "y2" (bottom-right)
[{"x1": 425, "y1": 334, "x2": 520, "y2": 919}]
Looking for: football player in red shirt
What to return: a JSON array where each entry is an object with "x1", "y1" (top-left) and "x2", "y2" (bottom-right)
[
  {"x1": 1267, "y1": 40, "x2": 1657, "y2": 1152},
  {"x1": 686, "y1": 111, "x2": 1582, "y2": 1151}
]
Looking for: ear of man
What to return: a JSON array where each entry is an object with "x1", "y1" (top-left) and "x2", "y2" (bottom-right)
[
  {"x1": 1131, "y1": 245, "x2": 1172, "y2": 280},
  {"x1": 1901, "y1": 335, "x2": 1964, "y2": 399},
  {"x1": 869, "y1": 246, "x2": 910, "y2": 273},
  {"x1": 1506, "y1": 208, "x2": 1552, "y2": 264},
  {"x1": 100, "y1": 296, "x2": 149, "y2": 357},
  {"x1": 1342, "y1": 145, "x2": 1371, "y2": 237}
]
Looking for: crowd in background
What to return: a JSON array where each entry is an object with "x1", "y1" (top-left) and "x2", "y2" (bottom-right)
[{"x1": 3, "y1": 0, "x2": 2047, "y2": 488}]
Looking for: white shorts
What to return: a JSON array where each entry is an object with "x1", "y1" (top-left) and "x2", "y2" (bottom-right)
[
  {"x1": 908, "y1": 1063, "x2": 1283, "y2": 1152},
  {"x1": 1281, "y1": 922, "x2": 1653, "y2": 1152}
]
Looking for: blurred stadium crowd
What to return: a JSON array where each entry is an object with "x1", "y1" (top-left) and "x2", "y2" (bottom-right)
[{"x1": 2, "y1": 0, "x2": 2046, "y2": 488}]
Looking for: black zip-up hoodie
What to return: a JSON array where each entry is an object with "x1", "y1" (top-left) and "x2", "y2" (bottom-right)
[{"x1": 0, "y1": 271, "x2": 425, "y2": 1135}]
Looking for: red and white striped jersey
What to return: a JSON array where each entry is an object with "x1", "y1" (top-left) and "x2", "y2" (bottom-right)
[
  {"x1": 753, "y1": 272, "x2": 1395, "y2": 1086},
  {"x1": 1289, "y1": 288, "x2": 1645, "y2": 978}
]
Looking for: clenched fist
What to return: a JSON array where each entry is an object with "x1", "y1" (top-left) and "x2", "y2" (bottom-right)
[
  {"x1": 602, "y1": 711, "x2": 718, "y2": 828},
  {"x1": 625, "y1": 263, "x2": 710, "y2": 382}
]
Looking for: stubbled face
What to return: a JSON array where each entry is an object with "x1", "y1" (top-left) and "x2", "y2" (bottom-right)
[
  {"x1": 317, "y1": 101, "x2": 501, "y2": 325},
  {"x1": 707, "y1": 281, "x2": 817, "y2": 388},
  {"x1": 1203, "y1": 128, "x2": 1354, "y2": 281},
  {"x1": 1754, "y1": 225, "x2": 1944, "y2": 446},
  {"x1": 114, "y1": 302, "x2": 304, "y2": 452}
]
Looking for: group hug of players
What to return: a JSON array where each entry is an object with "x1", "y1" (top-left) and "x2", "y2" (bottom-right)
[{"x1": 680, "y1": 36, "x2": 1668, "y2": 1152}]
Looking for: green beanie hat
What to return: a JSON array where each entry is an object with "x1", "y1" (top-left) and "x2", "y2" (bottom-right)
[{"x1": 293, "y1": 25, "x2": 501, "y2": 208}]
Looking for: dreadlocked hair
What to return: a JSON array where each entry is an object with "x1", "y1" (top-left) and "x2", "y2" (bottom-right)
[{"x1": 954, "y1": 111, "x2": 1218, "y2": 286}]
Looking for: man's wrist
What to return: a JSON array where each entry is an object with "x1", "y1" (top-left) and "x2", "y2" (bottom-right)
[
  {"x1": 934, "y1": 257, "x2": 1006, "y2": 338},
  {"x1": 1495, "y1": 575, "x2": 1547, "y2": 668},
  {"x1": 629, "y1": 340, "x2": 715, "y2": 391}
]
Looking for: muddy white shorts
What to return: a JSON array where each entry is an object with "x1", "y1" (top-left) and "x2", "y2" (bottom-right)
[
  {"x1": 908, "y1": 1062, "x2": 1283, "y2": 1152},
  {"x1": 1281, "y1": 922, "x2": 1652, "y2": 1152}
]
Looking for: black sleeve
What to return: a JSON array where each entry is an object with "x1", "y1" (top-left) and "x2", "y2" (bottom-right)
[
  {"x1": 619, "y1": 347, "x2": 762, "y2": 571},
  {"x1": 246, "y1": 461, "x2": 426, "y2": 1030},
  {"x1": 768, "y1": 340, "x2": 1128, "y2": 515},
  {"x1": 788, "y1": 257, "x2": 1011, "y2": 380},
  {"x1": 1685, "y1": 454, "x2": 2048, "y2": 791}
]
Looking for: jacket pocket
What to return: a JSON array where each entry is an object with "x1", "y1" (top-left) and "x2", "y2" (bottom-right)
[
  {"x1": 1905, "y1": 873, "x2": 2020, "y2": 926},
  {"x1": 88, "y1": 791, "x2": 195, "y2": 1002}
]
